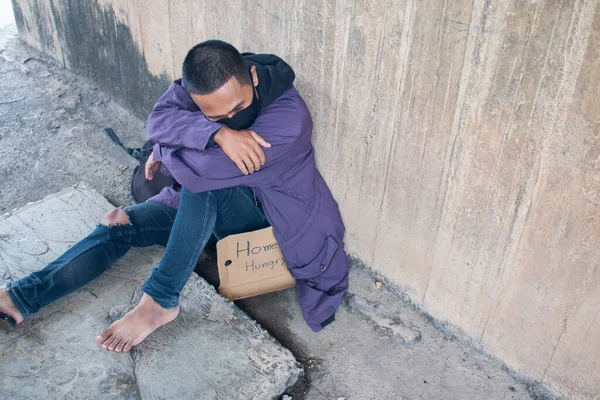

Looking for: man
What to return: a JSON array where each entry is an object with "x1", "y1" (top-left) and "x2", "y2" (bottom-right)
[{"x1": 0, "y1": 40, "x2": 349, "y2": 352}]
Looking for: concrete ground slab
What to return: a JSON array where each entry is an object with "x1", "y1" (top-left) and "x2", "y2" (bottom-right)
[
  {"x1": 236, "y1": 269, "x2": 544, "y2": 400},
  {"x1": 0, "y1": 183, "x2": 301, "y2": 399}
]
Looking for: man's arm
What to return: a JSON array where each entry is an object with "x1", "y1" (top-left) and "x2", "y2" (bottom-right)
[
  {"x1": 147, "y1": 80, "x2": 223, "y2": 151},
  {"x1": 153, "y1": 92, "x2": 308, "y2": 191},
  {"x1": 148, "y1": 79, "x2": 272, "y2": 175}
]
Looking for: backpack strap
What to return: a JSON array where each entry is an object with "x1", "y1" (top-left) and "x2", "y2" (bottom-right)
[{"x1": 104, "y1": 128, "x2": 143, "y2": 161}]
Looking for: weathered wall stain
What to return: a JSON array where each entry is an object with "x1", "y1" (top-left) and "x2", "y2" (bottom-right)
[
  {"x1": 11, "y1": 0, "x2": 600, "y2": 398},
  {"x1": 12, "y1": 0, "x2": 170, "y2": 119}
]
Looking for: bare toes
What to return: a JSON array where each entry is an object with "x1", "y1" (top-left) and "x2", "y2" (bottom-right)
[
  {"x1": 96, "y1": 330, "x2": 112, "y2": 344},
  {"x1": 123, "y1": 341, "x2": 133, "y2": 352},
  {"x1": 110, "y1": 338, "x2": 122, "y2": 351},
  {"x1": 115, "y1": 340, "x2": 126, "y2": 352},
  {"x1": 102, "y1": 336, "x2": 116, "y2": 350},
  {"x1": 100, "y1": 334, "x2": 113, "y2": 348}
]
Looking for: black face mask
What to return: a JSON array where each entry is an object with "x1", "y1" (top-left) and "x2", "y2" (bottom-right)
[{"x1": 217, "y1": 85, "x2": 260, "y2": 130}]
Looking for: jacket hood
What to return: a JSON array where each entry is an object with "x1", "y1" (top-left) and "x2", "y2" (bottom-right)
[{"x1": 242, "y1": 53, "x2": 296, "y2": 111}]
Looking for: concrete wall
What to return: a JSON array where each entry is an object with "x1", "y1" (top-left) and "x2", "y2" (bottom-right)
[{"x1": 11, "y1": 0, "x2": 600, "y2": 397}]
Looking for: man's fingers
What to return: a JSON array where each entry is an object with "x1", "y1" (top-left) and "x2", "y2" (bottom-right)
[
  {"x1": 242, "y1": 154, "x2": 256, "y2": 174},
  {"x1": 252, "y1": 142, "x2": 266, "y2": 166},
  {"x1": 145, "y1": 162, "x2": 153, "y2": 180},
  {"x1": 145, "y1": 152, "x2": 156, "y2": 180},
  {"x1": 249, "y1": 131, "x2": 271, "y2": 148},
  {"x1": 248, "y1": 150, "x2": 262, "y2": 173},
  {"x1": 235, "y1": 159, "x2": 249, "y2": 175},
  {"x1": 145, "y1": 161, "x2": 161, "y2": 180}
]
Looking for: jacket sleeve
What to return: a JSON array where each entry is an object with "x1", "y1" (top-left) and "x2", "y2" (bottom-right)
[
  {"x1": 147, "y1": 80, "x2": 223, "y2": 151},
  {"x1": 153, "y1": 94, "x2": 306, "y2": 192}
]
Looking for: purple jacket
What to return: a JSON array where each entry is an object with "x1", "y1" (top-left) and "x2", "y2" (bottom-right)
[{"x1": 147, "y1": 80, "x2": 349, "y2": 332}]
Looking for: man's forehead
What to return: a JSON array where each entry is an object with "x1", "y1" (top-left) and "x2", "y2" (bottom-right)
[{"x1": 192, "y1": 77, "x2": 247, "y2": 116}]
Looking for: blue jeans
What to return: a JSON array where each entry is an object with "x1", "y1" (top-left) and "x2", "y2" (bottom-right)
[{"x1": 6, "y1": 186, "x2": 270, "y2": 318}]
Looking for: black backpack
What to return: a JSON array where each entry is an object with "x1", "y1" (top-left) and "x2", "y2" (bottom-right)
[{"x1": 104, "y1": 128, "x2": 178, "y2": 203}]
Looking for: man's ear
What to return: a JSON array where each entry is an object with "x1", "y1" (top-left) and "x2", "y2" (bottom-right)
[{"x1": 250, "y1": 65, "x2": 259, "y2": 87}]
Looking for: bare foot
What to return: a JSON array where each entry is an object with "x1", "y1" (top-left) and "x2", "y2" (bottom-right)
[
  {"x1": 95, "y1": 293, "x2": 179, "y2": 352},
  {"x1": 0, "y1": 287, "x2": 24, "y2": 325}
]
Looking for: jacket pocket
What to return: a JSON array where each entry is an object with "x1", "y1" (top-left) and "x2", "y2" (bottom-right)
[{"x1": 289, "y1": 235, "x2": 339, "y2": 280}]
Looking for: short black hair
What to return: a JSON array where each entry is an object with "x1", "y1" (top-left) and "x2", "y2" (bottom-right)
[{"x1": 182, "y1": 40, "x2": 250, "y2": 95}]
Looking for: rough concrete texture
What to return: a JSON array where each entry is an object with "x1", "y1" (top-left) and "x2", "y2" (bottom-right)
[
  {"x1": 0, "y1": 183, "x2": 301, "y2": 399},
  {"x1": 11, "y1": 0, "x2": 599, "y2": 397},
  {"x1": 237, "y1": 267, "x2": 554, "y2": 400},
  {"x1": 0, "y1": 21, "x2": 557, "y2": 400}
]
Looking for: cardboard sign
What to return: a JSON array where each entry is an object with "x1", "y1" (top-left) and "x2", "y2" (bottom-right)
[{"x1": 217, "y1": 227, "x2": 296, "y2": 300}]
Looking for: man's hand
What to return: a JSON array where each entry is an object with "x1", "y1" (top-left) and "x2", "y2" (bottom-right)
[
  {"x1": 214, "y1": 126, "x2": 271, "y2": 175},
  {"x1": 145, "y1": 151, "x2": 162, "y2": 180}
]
